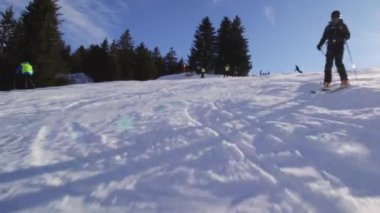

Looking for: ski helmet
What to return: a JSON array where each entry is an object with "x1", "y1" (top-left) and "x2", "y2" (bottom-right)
[{"x1": 331, "y1": 10, "x2": 341, "y2": 19}]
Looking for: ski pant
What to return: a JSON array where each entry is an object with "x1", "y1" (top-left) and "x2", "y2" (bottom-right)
[
  {"x1": 324, "y1": 44, "x2": 348, "y2": 83},
  {"x1": 23, "y1": 73, "x2": 35, "y2": 89}
]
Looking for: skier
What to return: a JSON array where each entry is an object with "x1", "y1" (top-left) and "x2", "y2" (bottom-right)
[
  {"x1": 224, "y1": 64, "x2": 230, "y2": 78},
  {"x1": 295, "y1": 65, "x2": 303, "y2": 74},
  {"x1": 317, "y1": 10, "x2": 350, "y2": 88},
  {"x1": 16, "y1": 61, "x2": 35, "y2": 89},
  {"x1": 201, "y1": 67, "x2": 206, "y2": 79}
]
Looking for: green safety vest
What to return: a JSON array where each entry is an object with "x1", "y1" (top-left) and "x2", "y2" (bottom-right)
[
  {"x1": 225, "y1": 66, "x2": 230, "y2": 72},
  {"x1": 21, "y1": 63, "x2": 33, "y2": 75}
]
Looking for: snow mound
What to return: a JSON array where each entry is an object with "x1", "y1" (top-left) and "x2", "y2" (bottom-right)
[
  {"x1": 67, "y1": 73, "x2": 93, "y2": 84},
  {"x1": 1, "y1": 68, "x2": 380, "y2": 212}
]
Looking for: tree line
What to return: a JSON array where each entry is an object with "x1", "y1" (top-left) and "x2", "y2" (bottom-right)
[
  {"x1": 69, "y1": 34, "x2": 183, "y2": 83},
  {"x1": 0, "y1": 0, "x2": 252, "y2": 90}
]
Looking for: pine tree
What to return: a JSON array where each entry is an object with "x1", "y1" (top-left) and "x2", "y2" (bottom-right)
[
  {"x1": 164, "y1": 47, "x2": 178, "y2": 75},
  {"x1": 115, "y1": 30, "x2": 135, "y2": 80},
  {"x1": 71, "y1": 45, "x2": 86, "y2": 73},
  {"x1": 134, "y1": 43, "x2": 156, "y2": 80},
  {"x1": 60, "y1": 42, "x2": 72, "y2": 72},
  {"x1": 230, "y1": 16, "x2": 252, "y2": 76},
  {"x1": 188, "y1": 17, "x2": 217, "y2": 73},
  {"x1": 215, "y1": 17, "x2": 233, "y2": 74},
  {"x1": 109, "y1": 40, "x2": 122, "y2": 80},
  {"x1": 0, "y1": 7, "x2": 18, "y2": 90},
  {"x1": 0, "y1": 7, "x2": 17, "y2": 56},
  {"x1": 19, "y1": 0, "x2": 68, "y2": 87},
  {"x1": 177, "y1": 58, "x2": 186, "y2": 73},
  {"x1": 152, "y1": 47, "x2": 165, "y2": 78},
  {"x1": 100, "y1": 38, "x2": 116, "y2": 81},
  {"x1": 80, "y1": 39, "x2": 115, "y2": 82},
  {"x1": 215, "y1": 16, "x2": 252, "y2": 76}
]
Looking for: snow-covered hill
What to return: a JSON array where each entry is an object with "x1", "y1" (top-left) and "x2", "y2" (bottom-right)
[{"x1": 1, "y1": 68, "x2": 380, "y2": 212}]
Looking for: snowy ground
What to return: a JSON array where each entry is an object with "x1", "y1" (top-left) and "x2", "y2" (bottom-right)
[{"x1": 1, "y1": 68, "x2": 380, "y2": 212}]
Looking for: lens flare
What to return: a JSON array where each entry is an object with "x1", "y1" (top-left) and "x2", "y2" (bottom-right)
[{"x1": 117, "y1": 116, "x2": 134, "y2": 132}]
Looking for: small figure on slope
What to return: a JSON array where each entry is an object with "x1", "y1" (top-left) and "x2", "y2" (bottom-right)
[
  {"x1": 295, "y1": 65, "x2": 303, "y2": 74},
  {"x1": 224, "y1": 64, "x2": 230, "y2": 78},
  {"x1": 15, "y1": 61, "x2": 35, "y2": 89},
  {"x1": 201, "y1": 67, "x2": 206, "y2": 79}
]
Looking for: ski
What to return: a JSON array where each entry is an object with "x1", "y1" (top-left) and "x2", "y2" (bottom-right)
[{"x1": 311, "y1": 85, "x2": 349, "y2": 94}]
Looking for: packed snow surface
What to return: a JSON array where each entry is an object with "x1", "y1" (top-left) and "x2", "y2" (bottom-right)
[{"x1": 1, "y1": 69, "x2": 380, "y2": 212}]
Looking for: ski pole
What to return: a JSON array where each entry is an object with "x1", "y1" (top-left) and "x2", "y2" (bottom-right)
[
  {"x1": 29, "y1": 79, "x2": 35, "y2": 89},
  {"x1": 345, "y1": 42, "x2": 358, "y2": 80}
]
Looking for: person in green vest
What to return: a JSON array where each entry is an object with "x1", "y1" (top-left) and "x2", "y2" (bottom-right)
[
  {"x1": 16, "y1": 61, "x2": 35, "y2": 89},
  {"x1": 201, "y1": 67, "x2": 206, "y2": 79},
  {"x1": 224, "y1": 64, "x2": 230, "y2": 78}
]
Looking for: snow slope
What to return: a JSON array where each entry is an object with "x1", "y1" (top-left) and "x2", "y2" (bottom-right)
[{"x1": 1, "y1": 68, "x2": 380, "y2": 212}]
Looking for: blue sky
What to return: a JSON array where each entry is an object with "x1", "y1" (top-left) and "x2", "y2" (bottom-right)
[{"x1": 1, "y1": 0, "x2": 380, "y2": 74}]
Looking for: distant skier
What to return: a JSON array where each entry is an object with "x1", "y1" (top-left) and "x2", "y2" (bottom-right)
[
  {"x1": 224, "y1": 64, "x2": 230, "y2": 78},
  {"x1": 16, "y1": 61, "x2": 35, "y2": 89},
  {"x1": 295, "y1": 65, "x2": 303, "y2": 74},
  {"x1": 201, "y1": 67, "x2": 206, "y2": 79},
  {"x1": 317, "y1": 10, "x2": 350, "y2": 88}
]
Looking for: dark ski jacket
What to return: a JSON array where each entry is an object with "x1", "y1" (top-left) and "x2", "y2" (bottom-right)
[{"x1": 318, "y1": 19, "x2": 350, "y2": 48}]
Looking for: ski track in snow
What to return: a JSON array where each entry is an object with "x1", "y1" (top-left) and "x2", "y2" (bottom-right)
[
  {"x1": 1, "y1": 69, "x2": 380, "y2": 212},
  {"x1": 30, "y1": 126, "x2": 50, "y2": 166}
]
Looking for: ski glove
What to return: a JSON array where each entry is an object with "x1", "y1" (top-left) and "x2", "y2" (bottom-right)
[{"x1": 317, "y1": 44, "x2": 322, "y2": 51}]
